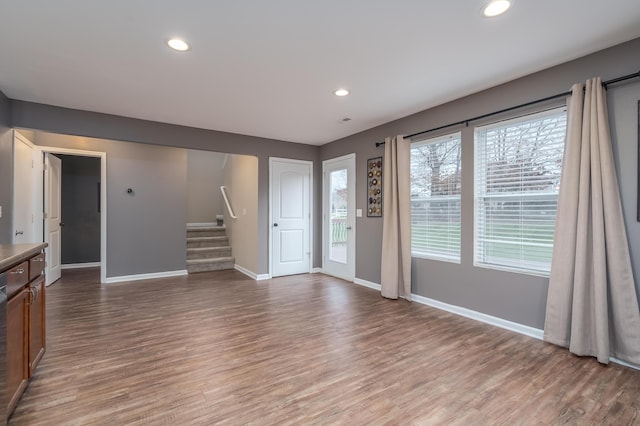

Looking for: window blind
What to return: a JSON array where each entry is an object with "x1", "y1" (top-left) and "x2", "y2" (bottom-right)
[
  {"x1": 410, "y1": 133, "x2": 461, "y2": 262},
  {"x1": 474, "y1": 107, "x2": 567, "y2": 274}
]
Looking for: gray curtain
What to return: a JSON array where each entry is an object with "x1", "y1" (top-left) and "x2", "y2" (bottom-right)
[
  {"x1": 381, "y1": 135, "x2": 412, "y2": 300},
  {"x1": 544, "y1": 78, "x2": 640, "y2": 365}
]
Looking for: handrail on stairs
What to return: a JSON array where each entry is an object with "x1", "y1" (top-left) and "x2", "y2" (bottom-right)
[{"x1": 220, "y1": 186, "x2": 238, "y2": 219}]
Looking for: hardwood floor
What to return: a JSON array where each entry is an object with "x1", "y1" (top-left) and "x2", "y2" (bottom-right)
[{"x1": 9, "y1": 269, "x2": 640, "y2": 425}]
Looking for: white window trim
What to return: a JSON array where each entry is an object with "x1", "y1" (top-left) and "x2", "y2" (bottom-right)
[{"x1": 473, "y1": 107, "x2": 567, "y2": 277}]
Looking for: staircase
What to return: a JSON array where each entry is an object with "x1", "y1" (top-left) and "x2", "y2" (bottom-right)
[{"x1": 186, "y1": 225, "x2": 235, "y2": 273}]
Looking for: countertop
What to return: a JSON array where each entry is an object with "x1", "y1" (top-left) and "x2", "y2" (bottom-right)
[{"x1": 0, "y1": 243, "x2": 48, "y2": 271}]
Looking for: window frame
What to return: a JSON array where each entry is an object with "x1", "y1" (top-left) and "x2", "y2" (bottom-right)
[
  {"x1": 410, "y1": 131, "x2": 462, "y2": 263},
  {"x1": 473, "y1": 107, "x2": 567, "y2": 277}
]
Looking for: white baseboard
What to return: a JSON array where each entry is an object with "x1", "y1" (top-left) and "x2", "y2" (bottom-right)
[
  {"x1": 410, "y1": 293, "x2": 544, "y2": 340},
  {"x1": 61, "y1": 262, "x2": 101, "y2": 270},
  {"x1": 610, "y1": 357, "x2": 640, "y2": 371},
  {"x1": 353, "y1": 277, "x2": 542, "y2": 339},
  {"x1": 351, "y1": 278, "x2": 640, "y2": 370},
  {"x1": 353, "y1": 277, "x2": 382, "y2": 291},
  {"x1": 234, "y1": 264, "x2": 257, "y2": 279},
  {"x1": 311, "y1": 267, "x2": 323, "y2": 274},
  {"x1": 234, "y1": 264, "x2": 271, "y2": 281},
  {"x1": 104, "y1": 269, "x2": 188, "y2": 284}
]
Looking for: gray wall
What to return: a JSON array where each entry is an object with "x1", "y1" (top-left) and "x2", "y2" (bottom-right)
[
  {"x1": 223, "y1": 154, "x2": 259, "y2": 273},
  {"x1": 10, "y1": 103, "x2": 321, "y2": 274},
  {"x1": 320, "y1": 37, "x2": 640, "y2": 329},
  {"x1": 34, "y1": 132, "x2": 187, "y2": 278},
  {"x1": 609, "y1": 80, "x2": 640, "y2": 288},
  {"x1": 0, "y1": 90, "x2": 12, "y2": 244},
  {"x1": 59, "y1": 154, "x2": 101, "y2": 265},
  {"x1": 186, "y1": 150, "x2": 226, "y2": 223}
]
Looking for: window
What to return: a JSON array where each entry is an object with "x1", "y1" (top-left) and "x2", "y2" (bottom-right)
[
  {"x1": 474, "y1": 107, "x2": 567, "y2": 275},
  {"x1": 410, "y1": 132, "x2": 462, "y2": 262}
]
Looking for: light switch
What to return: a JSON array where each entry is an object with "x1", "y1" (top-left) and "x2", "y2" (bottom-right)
[{"x1": 356, "y1": 209, "x2": 362, "y2": 217}]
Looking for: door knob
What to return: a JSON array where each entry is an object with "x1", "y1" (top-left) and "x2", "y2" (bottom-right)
[
  {"x1": 15, "y1": 230, "x2": 23, "y2": 236},
  {"x1": 60, "y1": 222, "x2": 65, "y2": 227},
  {"x1": 273, "y1": 223, "x2": 278, "y2": 227},
  {"x1": 346, "y1": 226, "x2": 352, "y2": 230}
]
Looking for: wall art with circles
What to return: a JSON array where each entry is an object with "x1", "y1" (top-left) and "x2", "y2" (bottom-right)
[{"x1": 367, "y1": 157, "x2": 383, "y2": 217}]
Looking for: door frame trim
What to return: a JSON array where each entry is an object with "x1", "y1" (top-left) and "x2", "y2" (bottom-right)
[
  {"x1": 322, "y1": 153, "x2": 356, "y2": 281},
  {"x1": 268, "y1": 157, "x2": 313, "y2": 278},
  {"x1": 35, "y1": 146, "x2": 107, "y2": 284}
]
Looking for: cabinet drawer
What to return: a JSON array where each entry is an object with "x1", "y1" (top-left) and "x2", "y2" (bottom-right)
[
  {"x1": 7, "y1": 261, "x2": 29, "y2": 298},
  {"x1": 29, "y1": 252, "x2": 46, "y2": 280}
]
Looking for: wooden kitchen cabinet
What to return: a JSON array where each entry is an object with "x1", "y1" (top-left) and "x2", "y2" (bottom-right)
[
  {"x1": 28, "y1": 275, "x2": 46, "y2": 375},
  {"x1": 3, "y1": 248, "x2": 47, "y2": 418},
  {"x1": 7, "y1": 286, "x2": 29, "y2": 416}
]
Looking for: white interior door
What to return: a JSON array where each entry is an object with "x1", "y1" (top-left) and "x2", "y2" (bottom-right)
[
  {"x1": 12, "y1": 133, "x2": 36, "y2": 243},
  {"x1": 323, "y1": 154, "x2": 355, "y2": 281},
  {"x1": 44, "y1": 154, "x2": 62, "y2": 285},
  {"x1": 270, "y1": 158, "x2": 312, "y2": 277}
]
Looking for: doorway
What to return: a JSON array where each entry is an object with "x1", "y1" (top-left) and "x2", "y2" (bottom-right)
[
  {"x1": 35, "y1": 147, "x2": 107, "y2": 285},
  {"x1": 58, "y1": 155, "x2": 102, "y2": 268},
  {"x1": 322, "y1": 154, "x2": 355, "y2": 281}
]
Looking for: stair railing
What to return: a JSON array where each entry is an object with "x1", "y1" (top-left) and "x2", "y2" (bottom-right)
[{"x1": 220, "y1": 186, "x2": 238, "y2": 219}]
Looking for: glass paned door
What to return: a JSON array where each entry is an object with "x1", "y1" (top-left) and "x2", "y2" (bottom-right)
[{"x1": 323, "y1": 154, "x2": 355, "y2": 280}]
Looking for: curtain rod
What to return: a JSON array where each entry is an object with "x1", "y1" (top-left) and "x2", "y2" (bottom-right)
[{"x1": 375, "y1": 70, "x2": 640, "y2": 147}]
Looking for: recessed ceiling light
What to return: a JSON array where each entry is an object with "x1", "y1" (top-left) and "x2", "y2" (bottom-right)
[
  {"x1": 334, "y1": 89, "x2": 350, "y2": 97},
  {"x1": 167, "y1": 38, "x2": 190, "y2": 51},
  {"x1": 483, "y1": 0, "x2": 511, "y2": 17}
]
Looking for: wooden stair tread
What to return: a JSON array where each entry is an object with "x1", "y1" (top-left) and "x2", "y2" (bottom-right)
[
  {"x1": 187, "y1": 257, "x2": 235, "y2": 265},
  {"x1": 186, "y1": 236, "x2": 227, "y2": 241},
  {"x1": 186, "y1": 225, "x2": 225, "y2": 230},
  {"x1": 187, "y1": 246, "x2": 231, "y2": 252}
]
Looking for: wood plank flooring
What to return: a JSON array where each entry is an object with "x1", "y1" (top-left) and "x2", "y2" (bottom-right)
[{"x1": 8, "y1": 268, "x2": 640, "y2": 425}]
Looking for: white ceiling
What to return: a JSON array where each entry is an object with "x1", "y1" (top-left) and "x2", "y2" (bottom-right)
[{"x1": 1, "y1": 1, "x2": 640, "y2": 146}]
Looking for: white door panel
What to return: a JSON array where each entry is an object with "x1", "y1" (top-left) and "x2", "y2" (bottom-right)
[
  {"x1": 280, "y1": 230, "x2": 304, "y2": 262},
  {"x1": 12, "y1": 133, "x2": 36, "y2": 243},
  {"x1": 323, "y1": 154, "x2": 356, "y2": 280},
  {"x1": 44, "y1": 153, "x2": 62, "y2": 285},
  {"x1": 271, "y1": 159, "x2": 311, "y2": 277}
]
